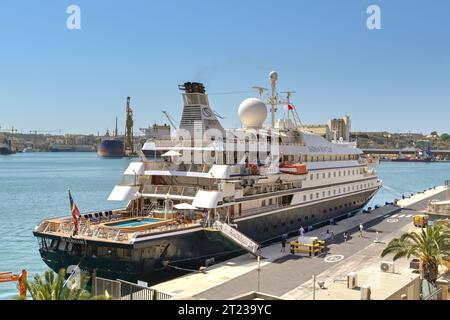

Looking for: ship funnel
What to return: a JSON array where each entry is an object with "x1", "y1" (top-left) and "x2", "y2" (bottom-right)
[{"x1": 178, "y1": 82, "x2": 224, "y2": 138}]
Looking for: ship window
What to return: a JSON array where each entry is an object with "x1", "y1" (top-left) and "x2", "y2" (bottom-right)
[
  {"x1": 303, "y1": 195, "x2": 307, "y2": 201},
  {"x1": 328, "y1": 172, "x2": 331, "y2": 178},
  {"x1": 334, "y1": 172, "x2": 336, "y2": 177},
  {"x1": 328, "y1": 190, "x2": 331, "y2": 196},
  {"x1": 316, "y1": 193, "x2": 319, "y2": 198},
  {"x1": 58, "y1": 240, "x2": 67, "y2": 251},
  {"x1": 310, "y1": 194, "x2": 313, "y2": 200},
  {"x1": 322, "y1": 191, "x2": 325, "y2": 197},
  {"x1": 316, "y1": 173, "x2": 319, "y2": 179},
  {"x1": 310, "y1": 174, "x2": 313, "y2": 180},
  {"x1": 304, "y1": 216, "x2": 309, "y2": 220},
  {"x1": 50, "y1": 239, "x2": 59, "y2": 250},
  {"x1": 311, "y1": 214, "x2": 315, "y2": 219},
  {"x1": 338, "y1": 171, "x2": 341, "y2": 177},
  {"x1": 322, "y1": 173, "x2": 326, "y2": 179}
]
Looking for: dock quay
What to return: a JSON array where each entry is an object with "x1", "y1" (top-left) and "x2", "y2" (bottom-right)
[{"x1": 150, "y1": 186, "x2": 450, "y2": 300}]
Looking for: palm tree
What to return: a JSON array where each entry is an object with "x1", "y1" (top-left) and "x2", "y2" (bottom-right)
[
  {"x1": 381, "y1": 224, "x2": 450, "y2": 284},
  {"x1": 24, "y1": 268, "x2": 91, "y2": 300}
]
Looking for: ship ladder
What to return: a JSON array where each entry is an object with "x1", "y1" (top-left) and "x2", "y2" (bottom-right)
[{"x1": 210, "y1": 220, "x2": 261, "y2": 258}]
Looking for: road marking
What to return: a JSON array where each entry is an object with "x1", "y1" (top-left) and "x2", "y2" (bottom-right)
[
  {"x1": 387, "y1": 218, "x2": 399, "y2": 223},
  {"x1": 391, "y1": 214, "x2": 398, "y2": 218},
  {"x1": 324, "y1": 255, "x2": 344, "y2": 263},
  {"x1": 383, "y1": 215, "x2": 390, "y2": 218},
  {"x1": 405, "y1": 214, "x2": 412, "y2": 218},
  {"x1": 398, "y1": 214, "x2": 405, "y2": 218}
]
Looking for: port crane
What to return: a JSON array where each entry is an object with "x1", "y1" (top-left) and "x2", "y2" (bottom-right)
[
  {"x1": 161, "y1": 110, "x2": 179, "y2": 131},
  {"x1": 124, "y1": 97, "x2": 135, "y2": 156},
  {"x1": 0, "y1": 270, "x2": 27, "y2": 298}
]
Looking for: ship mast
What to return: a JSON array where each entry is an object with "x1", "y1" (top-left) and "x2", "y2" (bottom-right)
[
  {"x1": 268, "y1": 71, "x2": 278, "y2": 128},
  {"x1": 114, "y1": 116, "x2": 118, "y2": 137},
  {"x1": 281, "y1": 91, "x2": 303, "y2": 127}
]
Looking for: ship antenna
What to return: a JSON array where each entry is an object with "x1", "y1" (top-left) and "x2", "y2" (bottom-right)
[
  {"x1": 252, "y1": 86, "x2": 268, "y2": 100},
  {"x1": 115, "y1": 116, "x2": 118, "y2": 137}
]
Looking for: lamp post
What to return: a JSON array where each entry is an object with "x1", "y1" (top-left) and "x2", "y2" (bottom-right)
[
  {"x1": 257, "y1": 255, "x2": 261, "y2": 293},
  {"x1": 313, "y1": 274, "x2": 316, "y2": 300}
]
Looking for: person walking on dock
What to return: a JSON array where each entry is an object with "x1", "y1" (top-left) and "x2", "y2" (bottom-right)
[
  {"x1": 359, "y1": 224, "x2": 364, "y2": 238},
  {"x1": 343, "y1": 232, "x2": 348, "y2": 243},
  {"x1": 281, "y1": 233, "x2": 288, "y2": 253},
  {"x1": 299, "y1": 226, "x2": 305, "y2": 237}
]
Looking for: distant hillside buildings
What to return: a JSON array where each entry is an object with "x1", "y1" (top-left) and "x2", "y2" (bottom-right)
[{"x1": 303, "y1": 116, "x2": 351, "y2": 142}]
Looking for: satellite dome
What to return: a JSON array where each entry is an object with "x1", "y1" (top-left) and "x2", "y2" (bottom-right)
[{"x1": 238, "y1": 98, "x2": 267, "y2": 129}]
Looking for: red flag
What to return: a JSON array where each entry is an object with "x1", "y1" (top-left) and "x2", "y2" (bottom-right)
[
  {"x1": 69, "y1": 190, "x2": 81, "y2": 236},
  {"x1": 287, "y1": 104, "x2": 294, "y2": 111}
]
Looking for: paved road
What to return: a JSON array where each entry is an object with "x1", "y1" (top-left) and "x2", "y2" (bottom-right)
[{"x1": 195, "y1": 189, "x2": 448, "y2": 299}]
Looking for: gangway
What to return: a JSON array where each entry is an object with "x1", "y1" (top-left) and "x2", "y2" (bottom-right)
[{"x1": 210, "y1": 220, "x2": 261, "y2": 257}]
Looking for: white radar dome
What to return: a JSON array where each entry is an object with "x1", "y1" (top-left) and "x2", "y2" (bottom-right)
[{"x1": 238, "y1": 98, "x2": 267, "y2": 129}]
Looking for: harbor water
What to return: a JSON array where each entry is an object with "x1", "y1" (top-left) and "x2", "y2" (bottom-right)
[{"x1": 0, "y1": 153, "x2": 449, "y2": 299}]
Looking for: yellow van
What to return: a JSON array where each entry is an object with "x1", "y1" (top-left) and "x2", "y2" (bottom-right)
[{"x1": 413, "y1": 215, "x2": 429, "y2": 228}]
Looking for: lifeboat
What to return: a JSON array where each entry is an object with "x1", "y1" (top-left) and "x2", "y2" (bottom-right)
[{"x1": 279, "y1": 162, "x2": 308, "y2": 175}]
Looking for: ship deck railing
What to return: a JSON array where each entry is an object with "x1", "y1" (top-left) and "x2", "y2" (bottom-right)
[
  {"x1": 143, "y1": 161, "x2": 213, "y2": 174},
  {"x1": 35, "y1": 209, "x2": 205, "y2": 243},
  {"x1": 141, "y1": 185, "x2": 201, "y2": 197},
  {"x1": 141, "y1": 185, "x2": 219, "y2": 198}
]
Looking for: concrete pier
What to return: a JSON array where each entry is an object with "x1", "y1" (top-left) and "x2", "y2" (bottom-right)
[{"x1": 150, "y1": 186, "x2": 449, "y2": 300}]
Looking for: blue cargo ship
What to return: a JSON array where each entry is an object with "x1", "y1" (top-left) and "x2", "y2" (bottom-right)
[
  {"x1": 97, "y1": 138, "x2": 124, "y2": 158},
  {"x1": 97, "y1": 118, "x2": 124, "y2": 158}
]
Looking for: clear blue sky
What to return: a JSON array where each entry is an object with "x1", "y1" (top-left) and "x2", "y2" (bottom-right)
[{"x1": 1, "y1": 0, "x2": 449, "y2": 135}]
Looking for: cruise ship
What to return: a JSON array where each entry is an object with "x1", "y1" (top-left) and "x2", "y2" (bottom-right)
[{"x1": 33, "y1": 72, "x2": 382, "y2": 283}]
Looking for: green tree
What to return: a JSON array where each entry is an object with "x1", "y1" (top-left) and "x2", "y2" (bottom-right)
[
  {"x1": 441, "y1": 133, "x2": 450, "y2": 141},
  {"x1": 381, "y1": 225, "x2": 450, "y2": 284},
  {"x1": 430, "y1": 131, "x2": 438, "y2": 137},
  {"x1": 23, "y1": 268, "x2": 111, "y2": 300}
]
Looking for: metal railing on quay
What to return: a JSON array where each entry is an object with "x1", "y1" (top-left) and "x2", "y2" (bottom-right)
[{"x1": 94, "y1": 277, "x2": 173, "y2": 300}]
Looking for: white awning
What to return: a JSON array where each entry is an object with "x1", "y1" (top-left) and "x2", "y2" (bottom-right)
[
  {"x1": 162, "y1": 150, "x2": 182, "y2": 157},
  {"x1": 123, "y1": 162, "x2": 145, "y2": 175},
  {"x1": 208, "y1": 165, "x2": 230, "y2": 179},
  {"x1": 108, "y1": 186, "x2": 139, "y2": 201},
  {"x1": 142, "y1": 142, "x2": 156, "y2": 151},
  {"x1": 192, "y1": 190, "x2": 222, "y2": 209},
  {"x1": 174, "y1": 203, "x2": 198, "y2": 210}
]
